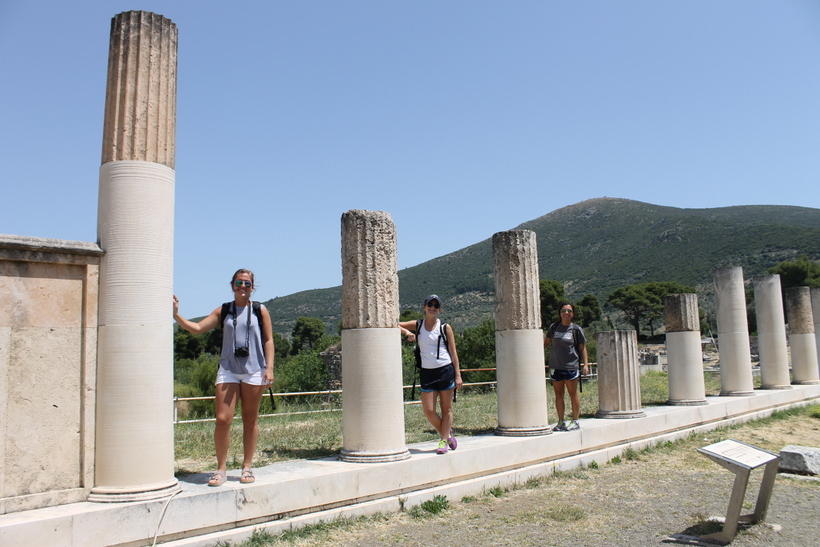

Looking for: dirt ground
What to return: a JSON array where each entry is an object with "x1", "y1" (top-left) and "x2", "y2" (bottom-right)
[{"x1": 264, "y1": 410, "x2": 820, "y2": 547}]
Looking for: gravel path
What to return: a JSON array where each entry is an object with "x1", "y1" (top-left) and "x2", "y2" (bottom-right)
[{"x1": 258, "y1": 411, "x2": 820, "y2": 547}]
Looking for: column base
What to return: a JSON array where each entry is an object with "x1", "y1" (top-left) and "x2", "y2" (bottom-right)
[
  {"x1": 719, "y1": 390, "x2": 755, "y2": 397},
  {"x1": 596, "y1": 410, "x2": 646, "y2": 419},
  {"x1": 792, "y1": 380, "x2": 820, "y2": 385},
  {"x1": 88, "y1": 479, "x2": 180, "y2": 503},
  {"x1": 339, "y1": 449, "x2": 411, "y2": 463},
  {"x1": 759, "y1": 384, "x2": 792, "y2": 390},
  {"x1": 494, "y1": 426, "x2": 552, "y2": 437},
  {"x1": 667, "y1": 399, "x2": 708, "y2": 406}
]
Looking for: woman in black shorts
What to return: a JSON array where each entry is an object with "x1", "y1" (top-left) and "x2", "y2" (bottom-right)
[
  {"x1": 544, "y1": 302, "x2": 589, "y2": 431},
  {"x1": 399, "y1": 295, "x2": 462, "y2": 454}
]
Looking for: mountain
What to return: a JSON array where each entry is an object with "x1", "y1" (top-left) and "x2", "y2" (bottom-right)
[{"x1": 264, "y1": 198, "x2": 820, "y2": 334}]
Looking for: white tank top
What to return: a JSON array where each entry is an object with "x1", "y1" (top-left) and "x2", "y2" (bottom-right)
[{"x1": 419, "y1": 319, "x2": 452, "y2": 369}]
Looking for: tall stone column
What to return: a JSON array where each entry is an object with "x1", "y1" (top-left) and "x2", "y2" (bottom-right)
[
  {"x1": 493, "y1": 230, "x2": 550, "y2": 436},
  {"x1": 812, "y1": 288, "x2": 820, "y2": 375},
  {"x1": 785, "y1": 287, "x2": 820, "y2": 385},
  {"x1": 91, "y1": 11, "x2": 179, "y2": 502},
  {"x1": 713, "y1": 267, "x2": 754, "y2": 396},
  {"x1": 752, "y1": 275, "x2": 791, "y2": 389},
  {"x1": 664, "y1": 294, "x2": 707, "y2": 405},
  {"x1": 596, "y1": 330, "x2": 645, "y2": 419},
  {"x1": 339, "y1": 210, "x2": 409, "y2": 462}
]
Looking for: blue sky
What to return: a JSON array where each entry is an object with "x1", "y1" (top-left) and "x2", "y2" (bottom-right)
[{"x1": 2, "y1": 1, "x2": 819, "y2": 318}]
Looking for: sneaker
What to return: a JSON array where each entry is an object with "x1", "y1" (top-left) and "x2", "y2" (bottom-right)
[
  {"x1": 448, "y1": 429, "x2": 457, "y2": 450},
  {"x1": 436, "y1": 439, "x2": 448, "y2": 454},
  {"x1": 553, "y1": 421, "x2": 567, "y2": 432},
  {"x1": 566, "y1": 420, "x2": 580, "y2": 431}
]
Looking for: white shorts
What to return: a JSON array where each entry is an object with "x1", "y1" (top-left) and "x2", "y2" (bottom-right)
[{"x1": 215, "y1": 366, "x2": 265, "y2": 386}]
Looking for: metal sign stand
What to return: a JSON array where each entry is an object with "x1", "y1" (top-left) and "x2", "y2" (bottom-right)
[{"x1": 696, "y1": 439, "x2": 780, "y2": 544}]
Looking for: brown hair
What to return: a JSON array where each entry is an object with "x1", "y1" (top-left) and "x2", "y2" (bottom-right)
[{"x1": 230, "y1": 268, "x2": 255, "y2": 289}]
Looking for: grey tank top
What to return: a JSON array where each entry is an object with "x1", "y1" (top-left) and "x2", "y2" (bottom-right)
[{"x1": 219, "y1": 303, "x2": 267, "y2": 375}]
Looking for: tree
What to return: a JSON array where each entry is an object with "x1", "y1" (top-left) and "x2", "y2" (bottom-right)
[
  {"x1": 272, "y1": 331, "x2": 291, "y2": 360},
  {"x1": 291, "y1": 316, "x2": 327, "y2": 355},
  {"x1": 575, "y1": 294, "x2": 602, "y2": 327},
  {"x1": 400, "y1": 308, "x2": 424, "y2": 322},
  {"x1": 174, "y1": 328, "x2": 203, "y2": 360},
  {"x1": 606, "y1": 281, "x2": 695, "y2": 338},
  {"x1": 768, "y1": 255, "x2": 820, "y2": 289},
  {"x1": 539, "y1": 279, "x2": 566, "y2": 328}
]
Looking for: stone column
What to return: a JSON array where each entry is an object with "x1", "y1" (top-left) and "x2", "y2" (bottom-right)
[
  {"x1": 812, "y1": 288, "x2": 820, "y2": 375},
  {"x1": 713, "y1": 267, "x2": 754, "y2": 396},
  {"x1": 493, "y1": 230, "x2": 550, "y2": 436},
  {"x1": 339, "y1": 210, "x2": 409, "y2": 462},
  {"x1": 596, "y1": 330, "x2": 645, "y2": 419},
  {"x1": 752, "y1": 275, "x2": 791, "y2": 389},
  {"x1": 785, "y1": 287, "x2": 820, "y2": 385},
  {"x1": 664, "y1": 294, "x2": 707, "y2": 405},
  {"x1": 91, "y1": 11, "x2": 179, "y2": 502}
]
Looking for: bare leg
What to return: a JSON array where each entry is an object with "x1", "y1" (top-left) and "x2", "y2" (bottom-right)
[
  {"x1": 552, "y1": 380, "x2": 566, "y2": 422},
  {"x1": 566, "y1": 378, "x2": 581, "y2": 420},
  {"x1": 438, "y1": 389, "x2": 455, "y2": 440},
  {"x1": 239, "y1": 382, "x2": 267, "y2": 470},
  {"x1": 213, "y1": 383, "x2": 240, "y2": 475},
  {"x1": 421, "y1": 391, "x2": 446, "y2": 438}
]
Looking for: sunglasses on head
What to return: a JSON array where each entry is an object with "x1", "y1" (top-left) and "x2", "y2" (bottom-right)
[
  {"x1": 426, "y1": 302, "x2": 440, "y2": 309},
  {"x1": 234, "y1": 280, "x2": 252, "y2": 288}
]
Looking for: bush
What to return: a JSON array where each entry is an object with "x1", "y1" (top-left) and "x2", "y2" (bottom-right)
[{"x1": 276, "y1": 350, "x2": 328, "y2": 393}]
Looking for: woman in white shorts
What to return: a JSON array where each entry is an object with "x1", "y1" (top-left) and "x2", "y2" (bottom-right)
[{"x1": 173, "y1": 269, "x2": 274, "y2": 486}]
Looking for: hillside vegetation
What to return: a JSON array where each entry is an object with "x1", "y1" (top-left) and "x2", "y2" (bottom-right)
[{"x1": 264, "y1": 197, "x2": 820, "y2": 334}]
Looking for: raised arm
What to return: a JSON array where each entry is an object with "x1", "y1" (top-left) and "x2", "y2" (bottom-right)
[{"x1": 173, "y1": 296, "x2": 221, "y2": 335}]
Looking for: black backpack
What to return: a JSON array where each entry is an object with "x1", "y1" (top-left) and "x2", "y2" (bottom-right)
[
  {"x1": 413, "y1": 319, "x2": 449, "y2": 369},
  {"x1": 220, "y1": 301, "x2": 263, "y2": 326}
]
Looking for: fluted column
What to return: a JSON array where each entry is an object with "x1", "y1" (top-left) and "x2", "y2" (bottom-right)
[
  {"x1": 596, "y1": 330, "x2": 645, "y2": 419},
  {"x1": 91, "y1": 11, "x2": 179, "y2": 502},
  {"x1": 493, "y1": 230, "x2": 550, "y2": 436},
  {"x1": 752, "y1": 275, "x2": 791, "y2": 389},
  {"x1": 339, "y1": 210, "x2": 409, "y2": 462},
  {"x1": 713, "y1": 267, "x2": 754, "y2": 396},
  {"x1": 785, "y1": 287, "x2": 820, "y2": 385},
  {"x1": 664, "y1": 294, "x2": 707, "y2": 405}
]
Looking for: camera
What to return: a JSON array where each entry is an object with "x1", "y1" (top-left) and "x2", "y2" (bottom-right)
[{"x1": 234, "y1": 346, "x2": 250, "y2": 357}]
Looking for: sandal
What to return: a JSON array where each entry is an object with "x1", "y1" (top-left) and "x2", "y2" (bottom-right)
[
  {"x1": 240, "y1": 469, "x2": 255, "y2": 484},
  {"x1": 207, "y1": 471, "x2": 227, "y2": 487}
]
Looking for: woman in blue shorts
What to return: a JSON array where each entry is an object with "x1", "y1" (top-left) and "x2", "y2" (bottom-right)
[
  {"x1": 544, "y1": 302, "x2": 589, "y2": 431},
  {"x1": 173, "y1": 269, "x2": 274, "y2": 486},
  {"x1": 399, "y1": 294, "x2": 462, "y2": 454}
]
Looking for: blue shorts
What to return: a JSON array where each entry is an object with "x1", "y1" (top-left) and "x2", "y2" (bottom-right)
[
  {"x1": 420, "y1": 363, "x2": 455, "y2": 392},
  {"x1": 551, "y1": 369, "x2": 580, "y2": 382}
]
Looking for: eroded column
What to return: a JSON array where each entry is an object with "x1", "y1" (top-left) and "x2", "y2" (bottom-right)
[
  {"x1": 785, "y1": 287, "x2": 820, "y2": 385},
  {"x1": 92, "y1": 11, "x2": 179, "y2": 502},
  {"x1": 713, "y1": 267, "x2": 754, "y2": 396},
  {"x1": 753, "y1": 275, "x2": 791, "y2": 389},
  {"x1": 596, "y1": 330, "x2": 645, "y2": 418},
  {"x1": 812, "y1": 288, "x2": 820, "y2": 375},
  {"x1": 339, "y1": 210, "x2": 409, "y2": 462},
  {"x1": 664, "y1": 294, "x2": 707, "y2": 405},
  {"x1": 493, "y1": 230, "x2": 550, "y2": 436}
]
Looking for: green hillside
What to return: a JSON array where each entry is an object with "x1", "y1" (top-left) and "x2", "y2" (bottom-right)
[{"x1": 265, "y1": 198, "x2": 820, "y2": 334}]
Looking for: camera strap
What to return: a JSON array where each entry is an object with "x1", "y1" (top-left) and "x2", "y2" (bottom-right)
[{"x1": 231, "y1": 301, "x2": 252, "y2": 354}]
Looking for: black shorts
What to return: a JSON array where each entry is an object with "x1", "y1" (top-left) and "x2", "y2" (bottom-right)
[
  {"x1": 551, "y1": 369, "x2": 580, "y2": 382},
  {"x1": 420, "y1": 363, "x2": 455, "y2": 392}
]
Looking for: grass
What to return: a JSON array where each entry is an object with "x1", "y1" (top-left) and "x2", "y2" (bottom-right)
[
  {"x1": 173, "y1": 373, "x2": 808, "y2": 475},
  {"x1": 407, "y1": 495, "x2": 450, "y2": 518},
  {"x1": 221, "y1": 403, "x2": 820, "y2": 546}
]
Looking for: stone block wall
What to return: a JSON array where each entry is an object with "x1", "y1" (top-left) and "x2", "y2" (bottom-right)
[{"x1": 0, "y1": 235, "x2": 102, "y2": 514}]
